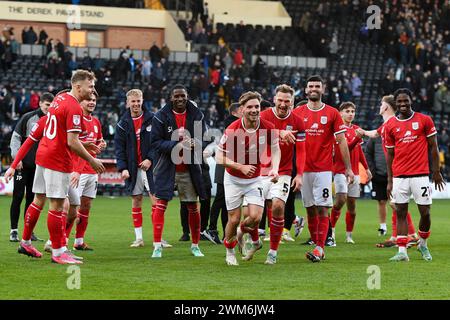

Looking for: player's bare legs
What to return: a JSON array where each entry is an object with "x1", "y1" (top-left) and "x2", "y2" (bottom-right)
[
  {"x1": 241, "y1": 204, "x2": 264, "y2": 261},
  {"x1": 345, "y1": 197, "x2": 357, "y2": 243},
  {"x1": 390, "y1": 203, "x2": 409, "y2": 261},
  {"x1": 416, "y1": 204, "x2": 432, "y2": 260},
  {"x1": 224, "y1": 208, "x2": 241, "y2": 265}
]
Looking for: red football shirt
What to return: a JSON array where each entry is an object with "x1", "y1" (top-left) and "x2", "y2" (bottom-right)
[
  {"x1": 173, "y1": 110, "x2": 188, "y2": 172},
  {"x1": 132, "y1": 114, "x2": 143, "y2": 165},
  {"x1": 293, "y1": 104, "x2": 346, "y2": 172},
  {"x1": 260, "y1": 108, "x2": 306, "y2": 176},
  {"x1": 35, "y1": 93, "x2": 83, "y2": 173},
  {"x1": 333, "y1": 124, "x2": 363, "y2": 174},
  {"x1": 218, "y1": 117, "x2": 277, "y2": 179},
  {"x1": 384, "y1": 112, "x2": 436, "y2": 177},
  {"x1": 29, "y1": 115, "x2": 47, "y2": 142},
  {"x1": 73, "y1": 115, "x2": 103, "y2": 174}
]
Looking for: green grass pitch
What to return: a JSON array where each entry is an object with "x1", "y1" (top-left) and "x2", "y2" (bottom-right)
[{"x1": 1, "y1": 196, "x2": 449, "y2": 300}]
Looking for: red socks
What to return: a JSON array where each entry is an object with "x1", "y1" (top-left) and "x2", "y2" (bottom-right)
[
  {"x1": 406, "y1": 212, "x2": 416, "y2": 235},
  {"x1": 418, "y1": 230, "x2": 430, "y2": 239},
  {"x1": 224, "y1": 239, "x2": 237, "y2": 249},
  {"x1": 307, "y1": 215, "x2": 319, "y2": 244},
  {"x1": 66, "y1": 219, "x2": 75, "y2": 239},
  {"x1": 132, "y1": 207, "x2": 143, "y2": 228},
  {"x1": 269, "y1": 217, "x2": 284, "y2": 250},
  {"x1": 316, "y1": 216, "x2": 329, "y2": 248},
  {"x1": 392, "y1": 211, "x2": 416, "y2": 238},
  {"x1": 75, "y1": 209, "x2": 90, "y2": 239},
  {"x1": 22, "y1": 203, "x2": 42, "y2": 241},
  {"x1": 152, "y1": 199, "x2": 167, "y2": 243},
  {"x1": 240, "y1": 222, "x2": 259, "y2": 242},
  {"x1": 392, "y1": 211, "x2": 397, "y2": 237},
  {"x1": 345, "y1": 211, "x2": 356, "y2": 232},
  {"x1": 187, "y1": 203, "x2": 200, "y2": 244},
  {"x1": 48, "y1": 210, "x2": 63, "y2": 249},
  {"x1": 330, "y1": 207, "x2": 341, "y2": 228},
  {"x1": 396, "y1": 235, "x2": 408, "y2": 248}
]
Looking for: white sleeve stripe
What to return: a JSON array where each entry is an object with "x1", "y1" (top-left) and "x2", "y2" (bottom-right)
[
  {"x1": 29, "y1": 136, "x2": 38, "y2": 142},
  {"x1": 385, "y1": 145, "x2": 394, "y2": 149},
  {"x1": 426, "y1": 132, "x2": 437, "y2": 138},
  {"x1": 67, "y1": 129, "x2": 82, "y2": 132},
  {"x1": 334, "y1": 129, "x2": 346, "y2": 135}
]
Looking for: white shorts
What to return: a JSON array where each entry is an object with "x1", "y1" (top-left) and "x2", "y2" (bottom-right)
[
  {"x1": 78, "y1": 174, "x2": 98, "y2": 199},
  {"x1": 334, "y1": 174, "x2": 361, "y2": 198},
  {"x1": 32, "y1": 165, "x2": 70, "y2": 199},
  {"x1": 392, "y1": 176, "x2": 432, "y2": 205},
  {"x1": 262, "y1": 175, "x2": 292, "y2": 202},
  {"x1": 68, "y1": 185, "x2": 80, "y2": 206},
  {"x1": 301, "y1": 171, "x2": 333, "y2": 208},
  {"x1": 132, "y1": 169, "x2": 150, "y2": 196},
  {"x1": 224, "y1": 172, "x2": 264, "y2": 211}
]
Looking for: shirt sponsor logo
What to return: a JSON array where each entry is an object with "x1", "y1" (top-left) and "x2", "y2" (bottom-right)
[
  {"x1": 404, "y1": 130, "x2": 411, "y2": 137},
  {"x1": 311, "y1": 123, "x2": 319, "y2": 129}
]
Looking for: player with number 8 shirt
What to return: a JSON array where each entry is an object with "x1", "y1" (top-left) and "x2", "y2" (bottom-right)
[{"x1": 292, "y1": 75, "x2": 354, "y2": 262}]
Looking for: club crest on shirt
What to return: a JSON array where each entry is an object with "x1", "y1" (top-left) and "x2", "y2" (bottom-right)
[
  {"x1": 412, "y1": 122, "x2": 419, "y2": 130},
  {"x1": 320, "y1": 116, "x2": 327, "y2": 124},
  {"x1": 146, "y1": 125, "x2": 152, "y2": 132},
  {"x1": 259, "y1": 136, "x2": 266, "y2": 144},
  {"x1": 73, "y1": 115, "x2": 81, "y2": 125},
  {"x1": 168, "y1": 126, "x2": 173, "y2": 133},
  {"x1": 286, "y1": 125, "x2": 293, "y2": 131}
]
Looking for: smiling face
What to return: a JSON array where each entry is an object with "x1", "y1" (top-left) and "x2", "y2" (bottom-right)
[
  {"x1": 171, "y1": 88, "x2": 188, "y2": 112},
  {"x1": 81, "y1": 94, "x2": 97, "y2": 115},
  {"x1": 74, "y1": 78, "x2": 95, "y2": 101},
  {"x1": 273, "y1": 91, "x2": 293, "y2": 118},
  {"x1": 127, "y1": 94, "x2": 143, "y2": 117},
  {"x1": 305, "y1": 81, "x2": 324, "y2": 102},
  {"x1": 242, "y1": 98, "x2": 260, "y2": 123},
  {"x1": 395, "y1": 93, "x2": 412, "y2": 117}
]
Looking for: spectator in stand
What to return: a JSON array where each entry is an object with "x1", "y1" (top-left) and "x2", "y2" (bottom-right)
[
  {"x1": 201, "y1": 2, "x2": 209, "y2": 27},
  {"x1": 80, "y1": 51, "x2": 93, "y2": 70},
  {"x1": 127, "y1": 53, "x2": 137, "y2": 83},
  {"x1": 149, "y1": 41, "x2": 161, "y2": 63},
  {"x1": 55, "y1": 39, "x2": 65, "y2": 59},
  {"x1": 161, "y1": 43, "x2": 170, "y2": 60},
  {"x1": 93, "y1": 53, "x2": 105, "y2": 72},
  {"x1": 38, "y1": 28, "x2": 48, "y2": 45},
  {"x1": 141, "y1": 56, "x2": 152, "y2": 83},
  {"x1": 233, "y1": 48, "x2": 243, "y2": 66},
  {"x1": 195, "y1": 28, "x2": 209, "y2": 44},
  {"x1": 351, "y1": 72, "x2": 362, "y2": 98}
]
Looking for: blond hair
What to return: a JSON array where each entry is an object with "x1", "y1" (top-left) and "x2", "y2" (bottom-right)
[
  {"x1": 275, "y1": 84, "x2": 295, "y2": 96},
  {"x1": 126, "y1": 89, "x2": 143, "y2": 98}
]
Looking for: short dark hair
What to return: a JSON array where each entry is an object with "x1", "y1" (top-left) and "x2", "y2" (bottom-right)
[
  {"x1": 171, "y1": 84, "x2": 188, "y2": 95},
  {"x1": 229, "y1": 102, "x2": 240, "y2": 114},
  {"x1": 260, "y1": 100, "x2": 273, "y2": 110},
  {"x1": 40, "y1": 92, "x2": 54, "y2": 103},
  {"x1": 339, "y1": 101, "x2": 356, "y2": 111},
  {"x1": 393, "y1": 88, "x2": 413, "y2": 101},
  {"x1": 306, "y1": 75, "x2": 324, "y2": 84}
]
